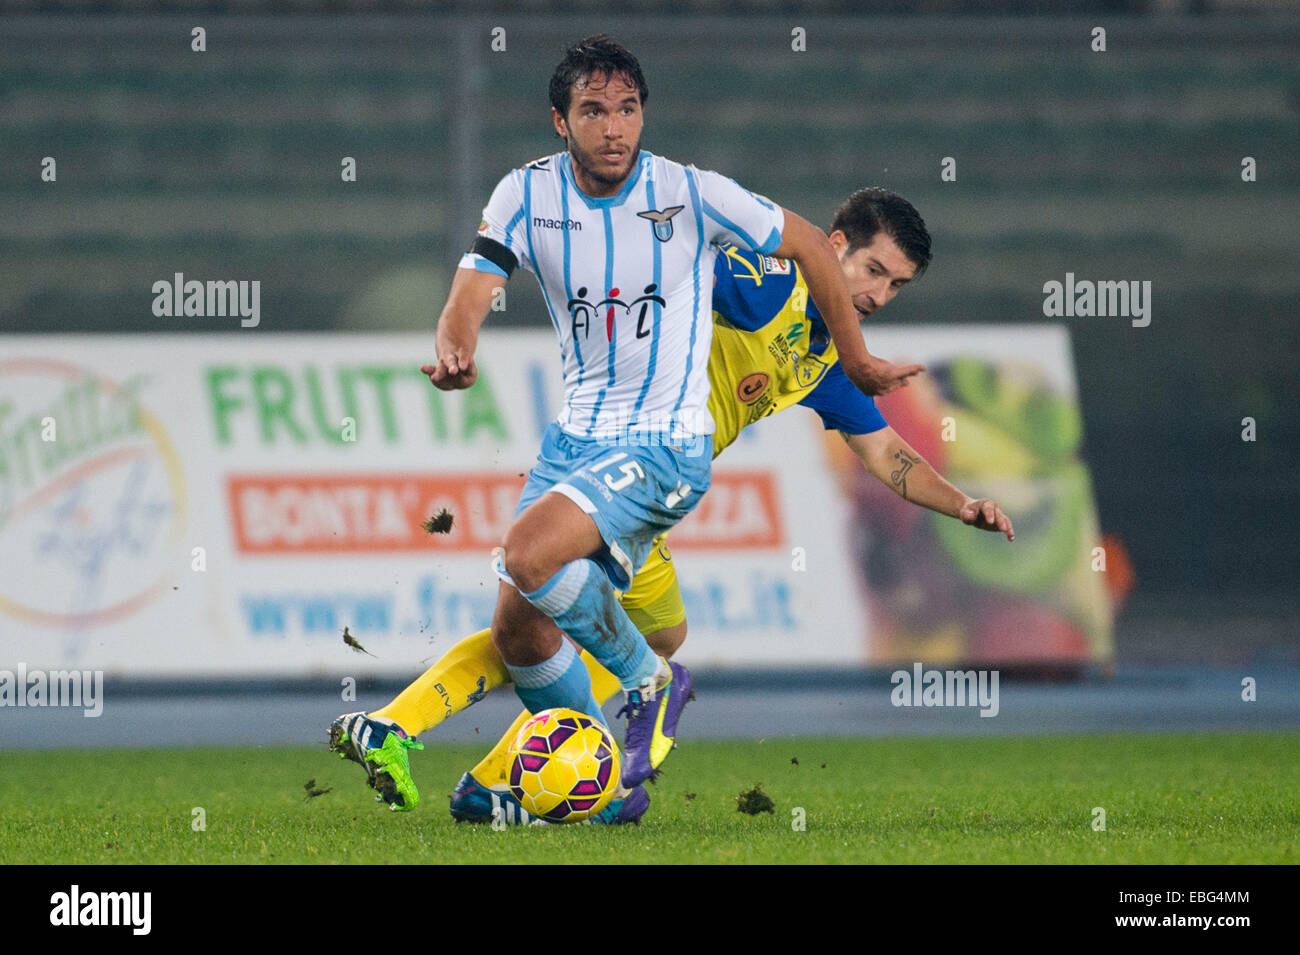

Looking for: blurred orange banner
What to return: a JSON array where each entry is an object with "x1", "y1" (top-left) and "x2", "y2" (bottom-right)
[{"x1": 227, "y1": 470, "x2": 783, "y2": 554}]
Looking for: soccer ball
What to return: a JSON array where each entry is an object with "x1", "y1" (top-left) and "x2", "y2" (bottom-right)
[{"x1": 507, "y1": 708, "x2": 621, "y2": 823}]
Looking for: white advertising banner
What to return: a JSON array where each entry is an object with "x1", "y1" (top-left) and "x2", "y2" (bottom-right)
[
  {"x1": 1, "y1": 326, "x2": 1102, "y2": 677},
  {"x1": 0, "y1": 332, "x2": 867, "y2": 676}
]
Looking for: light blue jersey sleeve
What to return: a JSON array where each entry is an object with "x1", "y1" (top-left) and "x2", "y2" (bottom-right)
[
  {"x1": 458, "y1": 167, "x2": 535, "y2": 277},
  {"x1": 691, "y1": 167, "x2": 785, "y2": 256}
]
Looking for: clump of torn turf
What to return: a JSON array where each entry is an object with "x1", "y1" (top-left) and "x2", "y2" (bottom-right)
[
  {"x1": 736, "y1": 784, "x2": 775, "y2": 815},
  {"x1": 302, "y1": 779, "x2": 332, "y2": 800},
  {"x1": 342, "y1": 626, "x2": 376, "y2": 657},
  {"x1": 422, "y1": 509, "x2": 454, "y2": 534}
]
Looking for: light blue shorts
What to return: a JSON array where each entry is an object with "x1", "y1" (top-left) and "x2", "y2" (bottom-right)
[{"x1": 513, "y1": 422, "x2": 713, "y2": 590}]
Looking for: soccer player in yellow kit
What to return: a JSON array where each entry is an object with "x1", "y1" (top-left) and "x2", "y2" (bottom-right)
[{"x1": 329, "y1": 188, "x2": 1014, "y2": 823}]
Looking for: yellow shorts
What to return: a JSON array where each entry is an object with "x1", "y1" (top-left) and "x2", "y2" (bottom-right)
[{"x1": 618, "y1": 537, "x2": 686, "y2": 636}]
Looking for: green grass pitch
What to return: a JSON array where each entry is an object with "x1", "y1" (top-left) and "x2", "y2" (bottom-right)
[{"x1": 2, "y1": 733, "x2": 1295, "y2": 864}]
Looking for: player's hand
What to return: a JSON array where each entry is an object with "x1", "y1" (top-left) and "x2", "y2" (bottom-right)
[
  {"x1": 846, "y1": 354, "x2": 926, "y2": 396},
  {"x1": 959, "y1": 498, "x2": 1014, "y2": 541},
  {"x1": 422, "y1": 350, "x2": 478, "y2": 390}
]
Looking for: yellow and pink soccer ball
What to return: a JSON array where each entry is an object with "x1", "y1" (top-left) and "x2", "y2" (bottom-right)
[{"x1": 507, "y1": 708, "x2": 621, "y2": 823}]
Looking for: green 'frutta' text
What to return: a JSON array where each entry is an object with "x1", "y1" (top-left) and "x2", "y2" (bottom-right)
[{"x1": 205, "y1": 364, "x2": 508, "y2": 446}]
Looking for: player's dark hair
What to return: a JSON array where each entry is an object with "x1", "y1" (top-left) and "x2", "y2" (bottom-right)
[
  {"x1": 830, "y1": 188, "x2": 932, "y2": 277},
  {"x1": 549, "y1": 35, "x2": 649, "y2": 121}
]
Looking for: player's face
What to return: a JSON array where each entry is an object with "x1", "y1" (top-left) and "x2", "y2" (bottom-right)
[
  {"x1": 552, "y1": 71, "x2": 644, "y2": 197},
  {"x1": 831, "y1": 231, "x2": 918, "y2": 318}
]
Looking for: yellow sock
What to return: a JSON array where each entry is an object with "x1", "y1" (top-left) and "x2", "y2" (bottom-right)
[
  {"x1": 580, "y1": 648, "x2": 624, "y2": 709},
  {"x1": 470, "y1": 708, "x2": 532, "y2": 787},
  {"x1": 469, "y1": 647, "x2": 626, "y2": 788},
  {"x1": 371, "y1": 628, "x2": 508, "y2": 736}
]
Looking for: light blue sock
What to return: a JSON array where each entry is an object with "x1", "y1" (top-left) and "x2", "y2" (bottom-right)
[
  {"x1": 505, "y1": 639, "x2": 602, "y2": 720},
  {"x1": 518, "y1": 558, "x2": 660, "y2": 691}
]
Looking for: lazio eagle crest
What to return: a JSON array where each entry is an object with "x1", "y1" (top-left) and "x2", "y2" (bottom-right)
[{"x1": 637, "y1": 205, "x2": 685, "y2": 242}]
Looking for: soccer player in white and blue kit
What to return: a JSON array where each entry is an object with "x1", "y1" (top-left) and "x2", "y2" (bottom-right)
[{"x1": 420, "y1": 36, "x2": 922, "y2": 789}]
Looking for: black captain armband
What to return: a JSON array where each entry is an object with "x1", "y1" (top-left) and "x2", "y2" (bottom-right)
[{"x1": 470, "y1": 236, "x2": 518, "y2": 278}]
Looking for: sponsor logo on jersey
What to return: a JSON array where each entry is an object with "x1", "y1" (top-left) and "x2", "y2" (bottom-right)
[
  {"x1": 477, "y1": 217, "x2": 490, "y2": 235},
  {"x1": 721, "y1": 244, "x2": 762, "y2": 284},
  {"x1": 736, "y1": 372, "x2": 770, "y2": 404},
  {"x1": 636, "y1": 205, "x2": 685, "y2": 243},
  {"x1": 567, "y1": 284, "x2": 666, "y2": 342},
  {"x1": 767, "y1": 333, "x2": 792, "y2": 367},
  {"x1": 745, "y1": 393, "x2": 777, "y2": 424},
  {"x1": 761, "y1": 256, "x2": 791, "y2": 275},
  {"x1": 793, "y1": 353, "x2": 829, "y2": 389},
  {"x1": 532, "y1": 216, "x2": 582, "y2": 231}
]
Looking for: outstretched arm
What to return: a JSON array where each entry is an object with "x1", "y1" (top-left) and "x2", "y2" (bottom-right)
[
  {"x1": 843, "y1": 426, "x2": 1015, "y2": 540},
  {"x1": 421, "y1": 267, "x2": 507, "y2": 391},
  {"x1": 770, "y1": 209, "x2": 925, "y2": 396}
]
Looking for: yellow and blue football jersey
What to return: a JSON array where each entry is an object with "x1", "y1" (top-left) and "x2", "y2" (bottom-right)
[
  {"x1": 706, "y1": 243, "x2": 886, "y2": 453},
  {"x1": 619, "y1": 244, "x2": 887, "y2": 628}
]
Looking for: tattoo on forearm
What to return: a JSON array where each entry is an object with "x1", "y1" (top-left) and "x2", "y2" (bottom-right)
[{"x1": 890, "y1": 448, "x2": 920, "y2": 500}]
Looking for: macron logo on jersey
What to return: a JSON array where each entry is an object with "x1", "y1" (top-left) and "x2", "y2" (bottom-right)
[{"x1": 533, "y1": 216, "x2": 582, "y2": 231}]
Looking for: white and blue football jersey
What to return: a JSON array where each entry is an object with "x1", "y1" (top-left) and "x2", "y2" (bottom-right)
[{"x1": 459, "y1": 149, "x2": 785, "y2": 441}]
